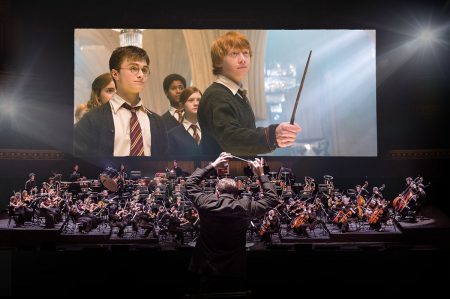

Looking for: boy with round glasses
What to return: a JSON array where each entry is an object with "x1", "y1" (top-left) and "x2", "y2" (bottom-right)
[{"x1": 74, "y1": 46, "x2": 167, "y2": 157}]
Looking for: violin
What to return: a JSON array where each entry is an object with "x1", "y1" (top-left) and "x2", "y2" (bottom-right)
[{"x1": 259, "y1": 219, "x2": 271, "y2": 236}]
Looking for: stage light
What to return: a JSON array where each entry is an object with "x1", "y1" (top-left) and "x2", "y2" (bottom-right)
[
  {"x1": 0, "y1": 99, "x2": 16, "y2": 117},
  {"x1": 417, "y1": 28, "x2": 436, "y2": 44}
]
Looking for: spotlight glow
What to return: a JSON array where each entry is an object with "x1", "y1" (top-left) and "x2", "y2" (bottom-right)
[{"x1": 418, "y1": 28, "x2": 436, "y2": 43}]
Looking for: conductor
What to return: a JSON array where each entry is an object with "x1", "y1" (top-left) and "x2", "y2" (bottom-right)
[{"x1": 185, "y1": 152, "x2": 279, "y2": 293}]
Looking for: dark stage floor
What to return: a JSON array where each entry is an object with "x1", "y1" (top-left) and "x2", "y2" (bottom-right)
[{"x1": 1, "y1": 205, "x2": 450, "y2": 297}]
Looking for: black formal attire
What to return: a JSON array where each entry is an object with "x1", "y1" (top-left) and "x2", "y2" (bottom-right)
[
  {"x1": 173, "y1": 166, "x2": 185, "y2": 177},
  {"x1": 167, "y1": 125, "x2": 202, "y2": 158},
  {"x1": 74, "y1": 103, "x2": 167, "y2": 157},
  {"x1": 161, "y1": 111, "x2": 180, "y2": 131},
  {"x1": 243, "y1": 165, "x2": 253, "y2": 177},
  {"x1": 185, "y1": 164, "x2": 278, "y2": 284},
  {"x1": 25, "y1": 179, "x2": 36, "y2": 194},
  {"x1": 198, "y1": 82, "x2": 278, "y2": 156}
]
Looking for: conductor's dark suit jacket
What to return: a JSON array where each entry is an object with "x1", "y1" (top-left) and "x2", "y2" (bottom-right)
[
  {"x1": 186, "y1": 164, "x2": 278, "y2": 278},
  {"x1": 73, "y1": 103, "x2": 167, "y2": 157}
]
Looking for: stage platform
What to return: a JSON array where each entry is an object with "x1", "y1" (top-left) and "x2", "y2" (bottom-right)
[
  {"x1": 1, "y1": 205, "x2": 449, "y2": 297},
  {"x1": 1, "y1": 205, "x2": 449, "y2": 251}
]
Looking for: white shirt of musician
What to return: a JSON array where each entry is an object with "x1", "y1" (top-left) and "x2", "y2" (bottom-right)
[{"x1": 109, "y1": 94, "x2": 151, "y2": 156}]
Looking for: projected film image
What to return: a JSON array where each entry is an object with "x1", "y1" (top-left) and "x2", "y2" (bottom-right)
[{"x1": 74, "y1": 29, "x2": 376, "y2": 158}]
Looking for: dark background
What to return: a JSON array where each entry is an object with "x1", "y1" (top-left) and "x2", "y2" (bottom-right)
[
  {"x1": 0, "y1": 0, "x2": 449, "y2": 296},
  {"x1": 0, "y1": 0, "x2": 448, "y2": 214}
]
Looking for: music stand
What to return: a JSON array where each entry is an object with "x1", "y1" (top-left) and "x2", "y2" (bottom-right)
[
  {"x1": 166, "y1": 171, "x2": 177, "y2": 180},
  {"x1": 267, "y1": 172, "x2": 278, "y2": 180},
  {"x1": 70, "y1": 173, "x2": 80, "y2": 182},
  {"x1": 318, "y1": 184, "x2": 330, "y2": 193},
  {"x1": 130, "y1": 171, "x2": 141, "y2": 180},
  {"x1": 68, "y1": 182, "x2": 81, "y2": 194}
]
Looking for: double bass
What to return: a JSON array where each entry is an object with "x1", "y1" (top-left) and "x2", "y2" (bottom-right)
[
  {"x1": 356, "y1": 181, "x2": 369, "y2": 207},
  {"x1": 393, "y1": 178, "x2": 416, "y2": 210},
  {"x1": 397, "y1": 178, "x2": 422, "y2": 212}
]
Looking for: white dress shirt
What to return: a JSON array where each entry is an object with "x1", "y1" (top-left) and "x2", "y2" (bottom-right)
[{"x1": 109, "y1": 94, "x2": 151, "y2": 156}]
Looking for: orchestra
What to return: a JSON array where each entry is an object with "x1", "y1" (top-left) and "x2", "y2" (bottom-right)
[{"x1": 6, "y1": 164, "x2": 428, "y2": 241}]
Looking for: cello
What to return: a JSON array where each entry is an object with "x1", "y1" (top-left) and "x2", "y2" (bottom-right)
[
  {"x1": 368, "y1": 207, "x2": 384, "y2": 225},
  {"x1": 291, "y1": 211, "x2": 309, "y2": 229}
]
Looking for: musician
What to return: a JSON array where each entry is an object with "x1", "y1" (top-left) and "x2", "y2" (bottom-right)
[
  {"x1": 25, "y1": 173, "x2": 38, "y2": 194},
  {"x1": 259, "y1": 209, "x2": 280, "y2": 244},
  {"x1": 42, "y1": 177, "x2": 56, "y2": 193},
  {"x1": 372, "y1": 186, "x2": 384, "y2": 201},
  {"x1": 74, "y1": 200, "x2": 96, "y2": 233},
  {"x1": 412, "y1": 178, "x2": 426, "y2": 209},
  {"x1": 198, "y1": 31, "x2": 301, "y2": 156},
  {"x1": 368, "y1": 200, "x2": 388, "y2": 231},
  {"x1": 185, "y1": 152, "x2": 278, "y2": 293},
  {"x1": 156, "y1": 205, "x2": 170, "y2": 226},
  {"x1": 70, "y1": 164, "x2": 81, "y2": 181},
  {"x1": 138, "y1": 204, "x2": 158, "y2": 238},
  {"x1": 243, "y1": 162, "x2": 253, "y2": 177},
  {"x1": 334, "y1": 205, "x2": 354, "y2": 233},
  {"x1": 184, "y1": 208, "x2": 200, "y2": 237},
  {"x1": 405, "y1": 177, "x2": 413, "y2": 187},
  {"x1": 118, "y1": 163, "x2": 128, "y2": 181},
  {"x1": 113, "y1": 207, "x2": 131, "y2": 238},
  {"x1": 168, "y1": 209, "x2": 189, "y2": 244},
  {"x1": 277, "y1": 165, "x2": 295, "y2": 184},
  {"x1": 173, "y1": 160, "x2": 187, "y2": 177},
  {"x1": 9, "y1": 193, "x2": 30, "y2": 227},
  {"x1": 21, "y1": 190, "x2": 32, "y2": 204},
  {"x1": 39, "y1": 197, "x2": 56, "y2": 228},
  {"x1": 355, "y1": 185, "x2": 368, "y2": 203},
  {"x1": 400, "y1": 177, "x2": 426, "y2": 221},
  {"x1": 20, "y1": 191, "x2": 34, "y2": 220}
]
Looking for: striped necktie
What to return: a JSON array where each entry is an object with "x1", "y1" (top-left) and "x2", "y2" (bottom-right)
[
  {"x1": 122, "y1": 103, "x2": 144, "y2": 156},
  {"x1": 237, "y1": 89, "x2": 250, "y2": 105},
  {"x1": 190, "y1": 124, "x2": 200, "y2": 144},
  {"x1": 175, "y1": 109, "x2": 184, "y2": 123}
]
